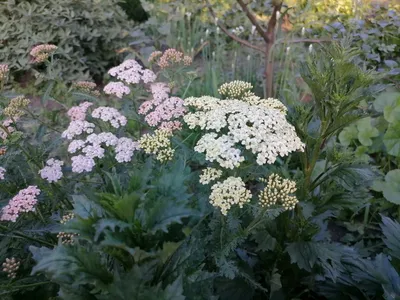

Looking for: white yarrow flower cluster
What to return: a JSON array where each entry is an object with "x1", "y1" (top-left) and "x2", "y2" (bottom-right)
[
  {"x1": 92, "y1": 107, "x2": 127, "y2": 128},
  {"x1": 209, "y1": 177, "x2": 252, "y2": 215},
  {"x1": 259, "y1": 174, "x2": 298, "y2": 210},
  {"x1": 184, "y1": 97, "x2": 304, "y2": 167},
  {"x1": 108, "y1": 59, "x2": 157, "y2": 85},
  {"x1": 199, "y1": 167, "x2": 223, "y2": 185},
  {"x1": 39, "y1": 159, "x2": 64, "y2": 183},
  {"x1": 115, "y1": 138, "x2": 140, "y2": 162}
]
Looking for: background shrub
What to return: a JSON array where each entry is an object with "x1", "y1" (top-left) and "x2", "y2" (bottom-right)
[{"x1": 0, "y1": 0, "x2": 134, "y2": 81}]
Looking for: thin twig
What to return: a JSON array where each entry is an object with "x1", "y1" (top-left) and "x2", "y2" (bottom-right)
[
  {"x1": 204, "y1": 0, "x2": 266, "y2": 53},
  {"x1": 237, "y1": 0, "x2": 269, "y2": 43}
]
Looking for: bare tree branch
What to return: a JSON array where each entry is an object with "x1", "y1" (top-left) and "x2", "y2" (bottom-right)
[
  {"x1": 236, "y1": 0, "x2": 269, "y2": 43},
  {"x1": 204, "y1": 0, "x2": 266, "y2": 53}
]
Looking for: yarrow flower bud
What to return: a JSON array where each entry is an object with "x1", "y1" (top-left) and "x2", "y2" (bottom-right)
[
  {"x1": 139, "y1": 129, "x2": 175, "y2": 162},
  {"x1": 218, "y1": 80, "x2": 253, "y2": 99},
  {"x1": 0, "y1": 64, "x2": 9, "y2": 81},
  {"x1": 152, "y1": 49, "x2": 192, "y2": 69},
  {"x1": 0, "y1": 186, "x2": 41, "y2": 222},
  {"x1": 4, "y1": 96, "x2": 30, "y2": 118},
  {"x1": 2, "y1": 258, "x2": 20, "y2": 279},
  {"x1": 148, "y1": 51, "x2": 163, "y2": 63},
  {"x1": 199, "y1": 167, "x2": 223, "y2": 185},
  {"x1": 259, "y1": 174, "x2": 298, "y2": 210},
  {"x1": 72, "y1": 81, "x2": 100, "y2": 97},
  {"x1": 60, "y1": 212, "x2": 74, "y2": 224},
  {"x1": 0, "y1": 167, "x2": 5, "y2": 180},
  {"x1": 57, "y1": 232, "x2": 79, "y2": 245},
  {"x1": 39, "y1": 158, "x2": 64, "y2": 183},
  {"x1": 30, "y1": 44, "x2": 57, "y2": 63},
  {"x1": 209, "y1": 177, "x2": 252, "y2": 215}
]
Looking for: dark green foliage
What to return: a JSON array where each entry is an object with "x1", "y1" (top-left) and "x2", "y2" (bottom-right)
[{"x1": 118, "y1": 0, "x2": 149, "y2": 23}]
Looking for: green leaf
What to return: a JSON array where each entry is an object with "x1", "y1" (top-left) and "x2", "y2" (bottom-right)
[
  {"x1": 72, "y1": 194, "x2": 105, "y2": 218},
  {"x1": 374, "y1": 92, "x2": 400, "y2": 113},
  {"x1": 372, "y1": 170, "x2": 400, "y2": 204},
  {"x1": 338, "y1": 124, "x2": 358, "y2": 146},
  {"x1": 383, "y1": 99, "x2": 400, "y2": 123},
  {"x1": 380, "y1": 215, "x2": 400, "y2": 260},
  {"x1": 356, "y1": 117, "x2": 379, "y2": 146},
  {"x1": 30, "y1": 245, "x2": 113, "y2": 292},
  {"x1": 384, "y1": 122, "x2": 400, "y2": 157},
  {"x1": 93, "y1": 218, "x2": 131, "y2": 241}
]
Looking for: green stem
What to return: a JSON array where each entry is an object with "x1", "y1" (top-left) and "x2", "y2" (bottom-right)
[
  {"x1": 1, "y1": 281, "x2": 51, "y2": 293},
  {"x1": 0, "y1": 224, "x2": 54, "y2": 247},
  {"x1": 182, "y1": 78, "x2": 194, "y2": 98}
]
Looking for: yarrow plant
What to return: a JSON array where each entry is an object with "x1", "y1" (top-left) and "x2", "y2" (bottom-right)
[{"x1": 0, "y1": 186, "x2": 41, "y2": 222}]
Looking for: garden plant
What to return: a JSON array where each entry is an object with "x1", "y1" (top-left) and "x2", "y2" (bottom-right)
[{"x1": 0, "y1": 0, "x2": 400, "y2": 299}]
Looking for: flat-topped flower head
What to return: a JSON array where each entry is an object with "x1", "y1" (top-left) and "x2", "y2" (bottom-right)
[
  {"x1": 218, "y1": 80, "x2": 253, "y2": 99},
  {"x1": 259, "y1": 174, "x2": 298, "y2": 210},
  {"x1": 0, "y1": 64, "x2": 9, "y2": 81},
  {"x1": 91, "y1": 107, "x2": 127, "y2": 128},
  {"x1": 150, "y1": 49, "x2": 192, "y2": 69},
  {"x1": 67, "y1": 101, "x2": 93, "y2": 121},
  {"x1": 108, "y1": 59, "x2": 156, "y2": 85},
  {"x1": 4, "y1": 96, "x2": 30, "y2": 118},
  {"x1": 103, "y1": 82, "x2": 131, "y2": 98},
  {"x1": 139, "y1": 129, "x2": 174, "y2": 162},
  {"x1": 184, "y1": 98, "x2": 303, "y2": 167},
  {"x1": 30, "y1": 44, "x2": 57, "y2": 63},
  {"x1": 61, "y1": 120, "x2": 95, "y2": 140},
  {"x1": 209, "y1": 177, "x2": 252, "y2": 215},
  {"x1": 199, "y1": 167, "x2": 223, "y2": 185},
  {"x1": 72, "y1": 81, "x2": 100, "y2": 97},
  {"x1": 39, "y1": 158, "x2": 64, "y2": 183},
  {"x1": 0, "y1": 186, "x2": 41, "y2": 222}
]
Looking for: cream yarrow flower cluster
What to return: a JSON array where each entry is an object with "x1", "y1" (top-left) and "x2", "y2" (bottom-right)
[
  {"x1": 259, "y1": 174, "x2": 298, "y2": 210},
  {"x1": 4, "y1": 96, "x2": 30, "y2": 118},
  {"x1": 199, "y1": 167, "x2": 223, "y2": 185},
  {"x1": 209, "y1": 177, "x2": 252, "y2": 215},
  {"x1": 184, "y1": 97, "x2": 303, "y2": 167},
  {"x1": 2, "y1": 257, "x2": 20, "y2": 279},
  {"x1": 139, "y1": 129, "x2": 175, "y2": 162},
  {"x1": 72, "y1": 81, "x2": 100, "y2": 97},
  {"x1": 60, "y1": 212, "x2": 74, "y2": 224}
]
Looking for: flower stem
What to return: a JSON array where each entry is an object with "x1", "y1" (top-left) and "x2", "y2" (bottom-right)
[{"x1": 0, "y1": 224, "x2": 54, "y2": 247}]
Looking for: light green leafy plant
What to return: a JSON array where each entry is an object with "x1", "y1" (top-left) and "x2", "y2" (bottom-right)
[{"x1": 0, "y1": 0, "x2": 133, "y2": 81}]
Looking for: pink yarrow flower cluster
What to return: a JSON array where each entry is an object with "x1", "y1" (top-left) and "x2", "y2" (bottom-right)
[
  {"x1": 0, "y1": 119, "x2": 15, "y2": 140},
  {"x1": 108, "y1": 59, "x2": 156, "y2": 85},
  {"x1": 30, "y1": 44, "x2": 57, "y2": 63},
  {"x1": 67, "y1": 102, "x2": 93, "y2": 121},
  {"x1": 39, "y1": 159, "x2": 64, "y2": 183},
  {"x1": 92, "y1": 107, "x2": 127, "y2": 128},
  {"x1": 149, "y1": 49, "x2": 192, "y2": 69},
  {"x1": 0, "y1": 167, "x2": 5, "y2": 180},
  {"x1": 138, "y1": 83, "x2": 186, "y2": 132},
  {"x1": 0, "y1": 186, "x2": 41, "y2": 222},
  {"x1": 61, "y1": 120, "x2": 95, "y2": 140},
  {"x1": 103, "y1": 82, "x2": 131, "y2": 98}
]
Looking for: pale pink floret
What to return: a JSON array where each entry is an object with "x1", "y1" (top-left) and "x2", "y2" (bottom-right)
[
  {"x1": 103, "y1": 82, "x2": 131, "y2": 98},
  {"x1": 0, "y1": 186, "x2": 41, "y2": 222},
  {"x1": 39, "y1": 159, "x2": 64, "y2": 183},
  {"x1": 61, "y1": 120, "x2": 95, "y2": 140},
  {"x1": 0, "y1": 167, "x2": 5, "y2": 180},
  {"x1": 67, "y1": 102, "x2": 93, "y2": 121},
  {"x1": 141, "y1": 69, "x2": 157, "y2": 83},
  {"x1": 71, "y1": 155, "x2": 95, "y2": 173},
  {"x1": 68, "y1": 140, "x2": 87, "y2": 153},
  {"x1": 115, "y1": 138, "x2": 140, "y2": 163},
  {"x1": 0, "y1": 119, "x2": 16, "y2": 140},
  {"x1": 91, "y1": 107, "x2": 127, "y2": 128},
  {"x1": 82, "y1": 144, "x2": 105, "y2": 159}
]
